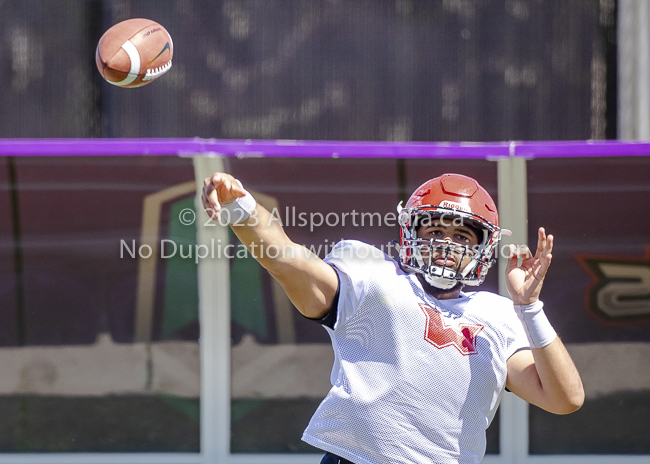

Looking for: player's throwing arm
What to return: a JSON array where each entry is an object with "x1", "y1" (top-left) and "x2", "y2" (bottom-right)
[{"x1": 201, "y1": 173, "x2": 338, "y2": 319}]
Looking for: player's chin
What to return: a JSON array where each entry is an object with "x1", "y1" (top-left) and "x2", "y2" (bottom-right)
[{"x1": 416, "y1": 273, "x2": 464, "y2": 295}]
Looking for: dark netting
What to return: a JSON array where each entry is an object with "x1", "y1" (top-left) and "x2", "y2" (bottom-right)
[{"x1": 0, "y1": 0, "x2": 614, "y2": 140}]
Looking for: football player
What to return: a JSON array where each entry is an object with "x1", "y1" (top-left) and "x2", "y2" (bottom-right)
[{"x1": 202, "y1": 172, "x2": 584, "y2": 464}]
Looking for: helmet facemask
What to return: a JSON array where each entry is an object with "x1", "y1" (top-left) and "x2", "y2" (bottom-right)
[{"x1": 398, "y1": 206, "x2": 503, "y2": 290}]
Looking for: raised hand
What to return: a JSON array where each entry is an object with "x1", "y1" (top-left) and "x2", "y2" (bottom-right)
[
  {"x1": 201, "y1": 172, "x2": 248, "y2": 219},
  {"x1": 505, "y1": 227, "x2": 553, "y2": 305}
]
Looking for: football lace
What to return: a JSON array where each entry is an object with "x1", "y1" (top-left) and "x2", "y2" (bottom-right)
[{"x1": 143, "y1": 61, "x2": 172, "y2": 81}]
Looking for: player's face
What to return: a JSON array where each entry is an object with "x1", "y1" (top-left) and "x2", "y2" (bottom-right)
[{"x1": 416, "y1": 216, "x2": 480, "y2": 268}]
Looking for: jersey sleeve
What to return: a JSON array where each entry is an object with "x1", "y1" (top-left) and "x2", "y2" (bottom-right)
[{"x1": 323, "y1": 240, "x2": 386, "y2": 329}]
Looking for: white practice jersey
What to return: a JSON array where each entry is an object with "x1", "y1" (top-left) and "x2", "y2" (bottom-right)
[{"x1": 302, "y1": 240, "x2": 530, "y2": 464}]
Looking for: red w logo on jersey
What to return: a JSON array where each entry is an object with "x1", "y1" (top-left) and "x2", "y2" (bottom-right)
[{"x1": 419, "y1": 303, "x2": 484, "y2": 355}]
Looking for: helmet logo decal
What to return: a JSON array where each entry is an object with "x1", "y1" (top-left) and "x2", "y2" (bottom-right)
[{"x1": 439, "y1": 200, "x2": 472, "y2": 213}]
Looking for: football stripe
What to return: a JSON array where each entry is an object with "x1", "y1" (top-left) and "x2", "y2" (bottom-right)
[
  {"x1": 142, "y1": 61, "x2": 172, "y2": 81},
  {"x1": 111, "y1": 40, "x2": 141, "y2": 87},
  {"x1": 149, "y1": 41, "x2": 171, "y2": 65}
]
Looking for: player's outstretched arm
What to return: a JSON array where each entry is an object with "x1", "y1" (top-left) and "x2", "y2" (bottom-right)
[
  {"x1": 201, "y1": 172, "x2": 338, "y2": 319},
  {"x1": 504, "y1": 227, "x2": 585, "y2": 414}
]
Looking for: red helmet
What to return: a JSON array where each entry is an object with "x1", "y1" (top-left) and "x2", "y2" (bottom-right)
[{"x1": 397, "y1": 174, "x2": 509, "y2": 289}]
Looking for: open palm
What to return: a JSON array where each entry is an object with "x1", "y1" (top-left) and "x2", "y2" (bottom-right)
[{"x1": 505, "y1": 227, "x2": 553, "y2": 305}]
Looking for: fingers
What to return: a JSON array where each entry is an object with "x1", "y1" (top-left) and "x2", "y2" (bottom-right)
[
  {"x1": 516, "y1": 245, "x2": 533, "y2": 260},
  {"x1": 538, "y1": 233, "x2": 553, "y2": 276},
  {"x1": 505, "y1": 244, "x2": 519, "y2": 273},
  {"x1": 545, "y1": 233, "x2": 554, "y2": 256},
  {"x1": 200, "y1": 196, "x2": 217, "y2": 219},
  {"x1": 202, "y1": 173, "x2": 225, "y2": 218},
  {"x1": 506, "y1": 239, "x2": 550, "y2": 270},
  {"x1": 528, "y1": 228, "x2": 553, "y2": 279},
  {"x1": 536, "y1": 227, "x2": 546, "y2": 255},
  {"x1": 208, "y1": 173, "x2": 224, "y2": 211},
  {"x1": 201, "y1": 172, "x2": 248, "y2": 219},
  {"x1": 209, "y1": 173, "x2": 246, "y2": 198},
  {"x1": 506, "y1": 243, "x2": 535, "y2": 272},
  {"x1": 536, "y1": 227, "x2": 554, "y2": 254}
]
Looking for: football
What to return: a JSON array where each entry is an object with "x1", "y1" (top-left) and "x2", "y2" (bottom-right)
[{"x1": 95, "y1": 18, "x2": 173, "y2": 88}]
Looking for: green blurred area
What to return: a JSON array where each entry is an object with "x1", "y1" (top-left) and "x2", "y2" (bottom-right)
[{"x1": 163, "y1": 198, "x2": 200, "y2": 338}]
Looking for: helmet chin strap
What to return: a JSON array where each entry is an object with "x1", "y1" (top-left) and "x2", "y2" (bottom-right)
[
  {"x1": 423, "y1": 273, "x2": 457, "y2": 290},
  {"x1": 460, "y1": 259, "x2": 477, "y2": 278}
]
